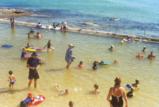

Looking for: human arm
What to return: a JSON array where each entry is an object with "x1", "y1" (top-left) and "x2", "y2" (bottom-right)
[
  {"x1": 107, "y1": 88, "x2": 112, "y2": 107},
  {"x1": 122, "y1": 88, "x2": 128, "y2": 107}
]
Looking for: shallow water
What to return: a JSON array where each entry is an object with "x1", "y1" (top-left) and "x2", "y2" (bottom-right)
[{"x1": 0, "y1": 24, "x2": 159, "y2": 107}]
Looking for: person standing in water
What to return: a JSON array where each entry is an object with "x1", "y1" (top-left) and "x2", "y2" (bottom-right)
[
  {"x1": 8, "y1": 70, "x2": 16, "y2": 89},
  {"x1": 10, "y1": 17, "x2": 15, "y2": 29},
  {"x1": 65, "y1": 44, "x2": 75, "y2": 69},
  {"x1": 44, "y1": 40, "x2": 55, "y2": 52},
  {"x1": 27, "y1": 52, "x2": 41, "y2": 88},
  {"x1": 107, "y1": 77, "x2": 128, "y2": 107}
]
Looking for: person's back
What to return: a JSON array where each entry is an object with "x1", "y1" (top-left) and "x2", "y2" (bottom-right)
[{"x1": 107, "y1": 77, "x2": 128, "y2": 107}]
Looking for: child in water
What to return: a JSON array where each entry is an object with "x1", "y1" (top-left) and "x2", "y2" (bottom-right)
[
  {"x1": 68, "y1": 101, "x2": 74, "y2": 107},
  {"x1": 90, "y1": 84, "x2": 100, "y2": 95},
  {"x1": 8, "y1": 70, "x2": 16, "y2": 88},
  {"x1": 78, "y1": 61, "x2": 84, "y2": 69},
  {"x1": 92, "y1": 61, "x2": 98, "y2": 70}
]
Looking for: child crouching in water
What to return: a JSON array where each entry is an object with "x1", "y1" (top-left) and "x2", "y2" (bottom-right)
[
  {"x1": 78, "y1": 61, "x2": 84, "y2": 69},
  {"x1": 8, "y1": 70, "x2": 16, "y2": 89}
]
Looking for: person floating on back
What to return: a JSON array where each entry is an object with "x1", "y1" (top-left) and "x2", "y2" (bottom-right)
[{"x1": 8, "y1": 70, "x2": 16, "y2": 89}]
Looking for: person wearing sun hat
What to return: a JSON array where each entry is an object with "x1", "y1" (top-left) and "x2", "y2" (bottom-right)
[
  {"x1": 65, "y1": 43, "x2": 75, "y2": 69},
  {"x1": 27, "y1": 52, "x2": 41, "y2": 88}
]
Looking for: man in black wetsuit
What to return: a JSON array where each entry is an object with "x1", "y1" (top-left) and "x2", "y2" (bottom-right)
[{"x1": 27, "y1": 52, "x2": 41, "y2": 88}]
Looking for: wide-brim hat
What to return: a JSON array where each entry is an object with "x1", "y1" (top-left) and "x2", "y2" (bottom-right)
[{"x1": 68, "y1": 43, "x2": 74, "y2": 48}]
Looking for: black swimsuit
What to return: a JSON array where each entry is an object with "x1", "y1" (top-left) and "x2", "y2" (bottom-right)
[{"x1": 111, "y1": 95, "x2": 123, "y2": 107}]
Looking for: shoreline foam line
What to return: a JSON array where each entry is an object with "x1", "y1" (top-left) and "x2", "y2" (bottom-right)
[{"x1": 0, "y1": 18, "x2": 159, "y2": 43}]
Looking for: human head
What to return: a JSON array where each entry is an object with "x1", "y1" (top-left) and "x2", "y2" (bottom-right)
[
  {"x1": 135, "y1": 80, "x2": 139, "y2": 85},
  {"x1": 8, "y1": 70, "x2": 13, "y2": 75},
  {"x1": 150, "y1": 51, "x2": 153, "y2": 55},
  {"x1": 65, "y1": 89, "x2": 69, "y2": 94},
  {"x1": 27, "y1": 92, "x2": 33, "y2": 98},
  {"x1": 31, "y1": 52, "x2": 38, "y2": 57},
  {"x1": 114, "y1": 77, "x2": 121, "y2": 87},
  {"x1": 79, "y1": 61, "x2": 83, "y2": 65},
  {"x1": 94, "y1": 84, "x2": 99, "y2": 90},
  {"x1": 68, "y1": 101, "x2": 73, "y2": 107}
]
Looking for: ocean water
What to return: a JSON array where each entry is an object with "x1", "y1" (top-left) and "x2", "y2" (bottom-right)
[
  {"x1": 0, "y1": 0, "x2": 159, "y2": 37},
  {"x1": 0, "y1": 1, "x2": 159, "y2": 107},
  {"x1": 0, "y1": 23, "x2": 159, "y2": 107}
]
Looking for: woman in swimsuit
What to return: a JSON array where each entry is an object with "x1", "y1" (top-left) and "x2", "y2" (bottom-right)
[{"x1": 107, "y1": 77, "x2": 128, "y2": 107}]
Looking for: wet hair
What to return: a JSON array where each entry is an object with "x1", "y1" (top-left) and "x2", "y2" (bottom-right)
[
  {"x1": 114, "y1": 77, "x2": 121, "y2": 87},
  {"x1": 79, "y1": 61, "x2": 83, "y2": 64},
  {"x1": 68, "y1": 101, "x2": 73, "y2": 107},
  {"x1": 9, "y1": 70, "x2": 13, "y2": 75},
  {"x1": 135, "y1": 80, "x2": 139, "y2": 84},
  {"x1": 94, "y1": 84, "x2": 99, "y2": 89}
]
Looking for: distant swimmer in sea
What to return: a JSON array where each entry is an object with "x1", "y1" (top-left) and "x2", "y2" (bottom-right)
[
  {"x1": 92, "y1": 61, "x2": 98, "y2": 70},
  {"x1": 44, "y1": 40, "x2": 55, "y2": 52},
  {"x1": 34, "y1": 32, "x2": 43, "y2": 39},
  {"x1": 142, "y1": 46, "x2": 146, "y2": 53},
  {"x1": 68, "y1": 101, "x2": 74, "y2": 107},
  {"x1": 8, "y1": 70, "x2": 16, "y2": 89},
  {"x1": 28, "y1": 29, "x2": 35, "y2": 39},
  {"x1": 78, "y1": 61, "x2": 84, "y2": 69},
  {"x1": 107, "y1": 77, "x2": 128, "y2": 107},
  {"x1": 136, "y1": 52, "x2": 144, "y2": 59},
  {"x1": 65, "y1": 44, "x2": 75, "y2": 69},
  {"x1": 89, "y1": 84, "x2": 100, "y2": 95},
  {"x1": 147, "y1": 51, "x2": 156, "y2": 60},
  {"x1": 108, "y1": 45, "x2": 115, "y2": 52},
  {"x1": 36, "y1": 22, "x2": 42, "y2": 28}
]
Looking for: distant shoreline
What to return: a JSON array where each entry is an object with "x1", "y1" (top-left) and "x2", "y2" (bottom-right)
[
  {"x1": 0, "y1": 8, "x2": 31, "y2": 18},
  {"x1": 0, "y1": 8, "x2": 159, "y2": 44}
]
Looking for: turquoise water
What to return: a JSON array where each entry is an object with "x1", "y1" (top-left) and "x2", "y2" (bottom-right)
[
  {"x1": 0, "y1": 23, "x2": 159, "y2": 107},
  {"x1": 0, "y1": 0, "x2": 159, "y2": 37}
]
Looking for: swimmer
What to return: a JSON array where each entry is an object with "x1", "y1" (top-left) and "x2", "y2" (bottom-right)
[
  {"x1": 126, "y1": 80, "x2": 139, "y2": 98},
  {"x1": 21, "y1": 48, "x2": 27, "y2": 59},
  {"x1": 132, "y1": 80, "x2": 140, "y2": 90},
  {"x1": 142, "y1": 46, "x2": 146, "y2": 53},
  {"x1": 68, "y1": 101, "x2": 74, "y2": 107},
  {"x1": 34, "y1": 32, "x2": 42, "y2": 39},
  {"x1": 25, "y1": 42, "x2": 31, "y2": 48},
  {"x1": 92, "y1": 61, "x2": 98, "y2": 70},
  {"x1": 58, "y1": 89, "x2": 69, "y2": 96},
  {"x1": 20, "y1": 92, "x2": 34, "y2": 107},
  {"x1": 113, "y1": 60, "x2": 118, "y2": 64},
  {"x1": 44, "y1": 40, "x2": 55, "y2": 52},
  {"x1": 8, "y1": 70, "x2": 16, "y2": 88},
  {"x1": 147, "y1": 51, "x2": 156, "y2": 60},
  {"x1": 90, "y1": 84, "x2": 100, "y2": 95},
  {"x1": 108, "y1": 45, "x2": 115, "y2": 52},
  {"x1": 136, "y1": 52, "x2": 144, "y2": 59},
  {"x1": 36, "y1": 22, "x2": 42, "y2": 28},
  {"x1": 78, "y1": 61, "x2": 84, "y2": 69}
]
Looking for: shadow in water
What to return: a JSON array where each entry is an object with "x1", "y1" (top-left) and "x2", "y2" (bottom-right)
[
  {"x1": 0, "y1": 87, "x2": 28, "y2": 94},
  {"x1": 46, "y1": 68, "x2": 65, "y2": 72}
]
